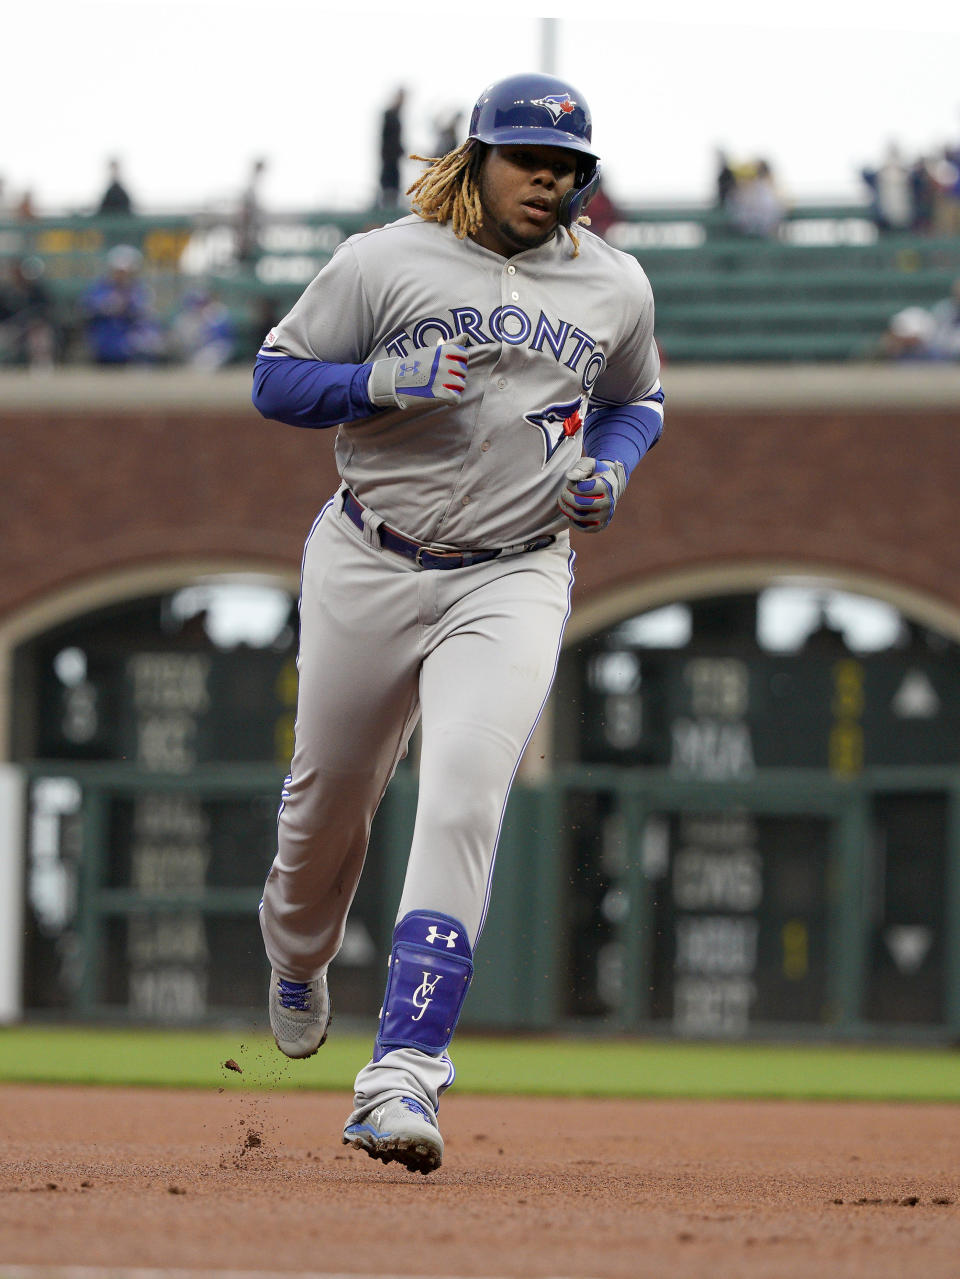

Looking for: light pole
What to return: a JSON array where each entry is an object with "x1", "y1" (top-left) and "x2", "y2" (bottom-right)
[{"x1": 540, "y1": 17, "x2": 558, "y2": 74}]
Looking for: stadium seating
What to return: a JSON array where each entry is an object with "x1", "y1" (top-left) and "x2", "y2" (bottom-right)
[{"x1": 2, "y1": 203, "x2": 959, "y2": 364}]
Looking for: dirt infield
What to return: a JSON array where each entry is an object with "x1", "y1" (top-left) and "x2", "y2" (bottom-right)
[{"x1": 1, "y1": 1084, "x2": 959, "y2": 1278}]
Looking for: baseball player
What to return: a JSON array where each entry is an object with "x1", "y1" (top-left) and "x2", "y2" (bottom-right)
[{"x1": 253, "y1": 72, "x2": 664, "y2": 1175}]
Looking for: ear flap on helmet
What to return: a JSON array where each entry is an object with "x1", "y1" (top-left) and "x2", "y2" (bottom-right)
[{"x1": 559, "y1": 162, "x2": 602, "y2": 228}]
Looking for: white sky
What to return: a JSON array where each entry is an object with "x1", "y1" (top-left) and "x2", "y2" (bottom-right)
[{"x1": 7, "y1": 0, "x2": 960, "y2": 215}]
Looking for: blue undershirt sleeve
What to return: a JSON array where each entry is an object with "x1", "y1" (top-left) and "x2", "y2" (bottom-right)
[
  {"x1": 582, "y1": 396, "x2": 665, "y2": 484},
  {"x1": 252, "y1": 352, "x2": 379, "y2": 428}
]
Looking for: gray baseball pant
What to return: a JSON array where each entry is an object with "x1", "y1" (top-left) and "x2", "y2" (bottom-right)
[{"x1": 259, "y1": 496, "x2": 574, "y2": 1113}]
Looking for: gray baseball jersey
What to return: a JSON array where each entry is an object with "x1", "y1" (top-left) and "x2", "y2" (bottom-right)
[{"x1": 263, "y1": 214, "x2": 660, "y2": 546}]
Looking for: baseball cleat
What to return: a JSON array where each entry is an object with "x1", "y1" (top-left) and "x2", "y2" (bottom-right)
[
  {"x1": 342, "y1": 1096, "x2": 443, "y2": 1175},
  {"x1": 268, "y1": 969, "x2": 331, "y2": 1058}
]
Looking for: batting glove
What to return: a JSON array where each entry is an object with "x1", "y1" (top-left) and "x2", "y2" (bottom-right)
[
  {"x1": 558, "y1": 457, "x2": 627, "y2": 532},
  {"x1": 368, "y1": 339, "x2": 468, "y2": 409}
]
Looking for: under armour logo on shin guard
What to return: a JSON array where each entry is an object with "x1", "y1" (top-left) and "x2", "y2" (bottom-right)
[{"x1": 425, "y1": 925, "x2": 459, "y2": 949}]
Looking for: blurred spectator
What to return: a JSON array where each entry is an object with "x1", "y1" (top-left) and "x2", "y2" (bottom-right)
[
  {"x1": 909, "y1": 157, "x2": 937, "y2": 233},
  {"x1": 927, "y1": 278, "x2": 960, "y2": 357},
  {"x1": 714, "y1": 149, "x2": 736, "y2": 208},
  {"x1": 431, "y1": 110, "x2": 462, "y2": 158},
  {"x1": 879, "y1": 306, "x2": 937, "y2": 359},
  {"x1": 583, "y1": 179, "x2": 620, "y2": 240},
  {"x1": 879, "y1": 283, "x2": 960, "y2": 361},
  {"x1": 862, "y1": 143, "x2": 914, "y2": 231},
  {"x1": 81, "y1": 244, "x2": 163, "y2": 365},
  {"x1": 729, "y1": 159, "x2": 787, "y2": 238},
  {"x1": 378, "y1": 88, "x2": 406, "y2": 207},
  {"x1": 0, "y1": 257, "x2": 55, "y2": 367},
  {"x1": 236, "y1": 157, "x2": 267, "y2": 266},
  {"x1": 929, "y1": 146, "x2": 960, "y2": 235},
  {"x1": 242, "y1": 294, "x2": 286, "y2": 361},
  {"x1": 14, "y1": 189, "x2": 37, "y2": 221},
  {"x1": 0, "y1": 176, "x2": 12, "y2": 220},
  {"x1": 98, "y1": 159, "x2": 134, "y2": 216},
  {"x1": 169, "y1": 288, "x2": 235, "y2": 369}
]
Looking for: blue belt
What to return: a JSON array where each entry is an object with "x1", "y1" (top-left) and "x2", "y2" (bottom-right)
[{"x1": 342, "y1": 490, "x2": 554, "y2": 571}]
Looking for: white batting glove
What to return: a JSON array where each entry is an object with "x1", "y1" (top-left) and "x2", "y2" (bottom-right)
[
  {"x1": 558, "y1": 457, "x2": 627, "y2": 532},
  {"x1": 368, "y1": 339, "x2": 468, "y2": 409}
]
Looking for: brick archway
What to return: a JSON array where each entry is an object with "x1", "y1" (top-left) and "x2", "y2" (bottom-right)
[
  {"x1": 0, "y1": 559, "x2": 297, "y2": 762},
  {"x1": 3, "y1": 367, "x2": 960, "y2": 760},
  {"x1": 563, "y1": 559, "x2": 960, "y2": 646}
]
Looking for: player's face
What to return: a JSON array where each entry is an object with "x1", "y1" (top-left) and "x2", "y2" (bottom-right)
[{"x1": 474, "y1": 145, "x2": 578, "y2": 256}]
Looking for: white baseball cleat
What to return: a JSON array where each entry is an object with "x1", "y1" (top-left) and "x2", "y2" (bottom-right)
[
  {"x1": 268, "y1": 970, "x2": 331, "y2": 1058},
  {"x1": 342, "y1": 1096, "x2": 443, "y2": 1175}
]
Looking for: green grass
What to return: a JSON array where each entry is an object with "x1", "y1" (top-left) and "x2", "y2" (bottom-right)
[{"x1": 1, "y1": 1025, "x2": 959, "y2": 1101}]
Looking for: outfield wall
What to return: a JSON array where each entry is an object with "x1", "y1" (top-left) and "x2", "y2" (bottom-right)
[{"x1": 2, "y1": 366, "x2": 960, "y2": 1036}]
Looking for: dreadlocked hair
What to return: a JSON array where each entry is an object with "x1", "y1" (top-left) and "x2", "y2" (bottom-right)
[
  {"x1": 407, "y1": 140, "x2": 483, "y2": 240},
  {"x1": 406, "y1": 140, "x2": 587, "y2": 257}
]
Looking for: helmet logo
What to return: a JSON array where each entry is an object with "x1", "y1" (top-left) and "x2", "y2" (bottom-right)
[{"x1": 531, "y1": 93, "x2": 576, "y2": 123}]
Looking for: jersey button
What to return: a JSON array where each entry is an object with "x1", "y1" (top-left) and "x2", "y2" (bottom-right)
[
  {"x1": 461, "y1": 495, "x2": 471, "y2": 505},
  {"x1": 497, "y1": 377, "x2": 507, "y2": 389},
  {"x1": 506, "y1": 265, "x2": 516, "y2": 275},
  {"x1": 510, "y1": 291, "x2": 519, "y2": 301},
  {"x1": 481, "y1": 440, "x2": 491, "y2": 452}
]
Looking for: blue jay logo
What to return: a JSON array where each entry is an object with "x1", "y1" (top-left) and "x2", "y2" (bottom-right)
[
  {"x1": 524, "y1": 396, "x2": 584, "y2": 465},
  {"x1": 531, "y1": 93, "x2": 576, "y2": 124}
]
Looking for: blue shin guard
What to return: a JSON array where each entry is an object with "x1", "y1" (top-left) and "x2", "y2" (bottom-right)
[{"x1": 374, "y1": 911, "x2": 474, "y2": 1061}]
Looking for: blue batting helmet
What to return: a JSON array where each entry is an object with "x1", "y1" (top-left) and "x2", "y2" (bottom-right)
[{"x1": 468, "y1": 73, "x2": 601, "y2": 226}]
